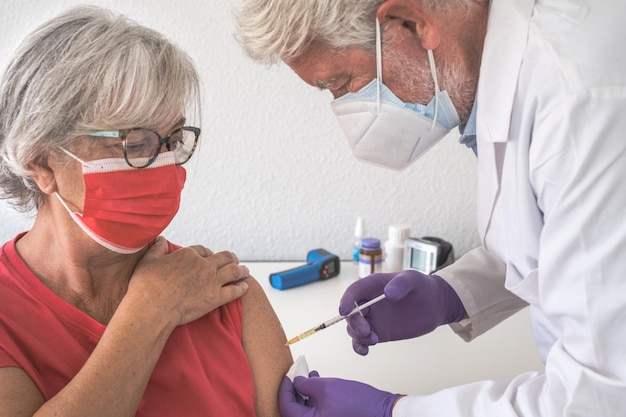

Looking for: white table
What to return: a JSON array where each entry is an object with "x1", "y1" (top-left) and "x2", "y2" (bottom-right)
[{"x1": 247, "y1": 261, "x2": 545, "y2": 395}]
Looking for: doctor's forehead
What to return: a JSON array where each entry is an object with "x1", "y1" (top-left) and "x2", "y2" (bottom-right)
[{"x1": 287, "y1": 40, "x2": 376, "y2": 90}]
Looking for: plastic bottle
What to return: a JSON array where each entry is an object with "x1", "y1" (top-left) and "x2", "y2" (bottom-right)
[
  {"x1": 358, "y1": 237, "x2": 383, "y2": 278},
  {"x1": 353, "y1": 217, "x2": 366, "y2": 264},
  {"x1": 384, "y1": 224, "x2": 410, "y2": 272}
]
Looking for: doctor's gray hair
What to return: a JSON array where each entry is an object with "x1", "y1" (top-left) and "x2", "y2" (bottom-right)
[
  {"x1": 0, "y1": 5, "x2": 200, "y2": 212},
  {"x1": 234, "y1": 0, "x2": 486, "y2": 65}
]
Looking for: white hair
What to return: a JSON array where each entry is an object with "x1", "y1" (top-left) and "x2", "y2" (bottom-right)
[
  {"x1": 234, "y1": 0, "x2": 487, "y2": 64},
  {"x1": 0, "y1": 6, "x2": 201, "y2": 212}
]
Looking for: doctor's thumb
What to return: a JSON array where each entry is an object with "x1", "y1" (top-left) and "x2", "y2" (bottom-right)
[
  {"x1": 384, "y1": 270, "x2": 425, "y2": 300},
  {"x1": 292, "y1": 375, "x2": 319, "y2": 398}
]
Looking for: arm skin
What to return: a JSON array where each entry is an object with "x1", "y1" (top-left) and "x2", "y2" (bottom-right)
[
  {"x1": 0, "y1": 238, "x2": 251, "y2": 417},
  {"x1": 241, "y1": 277, "x2": 294, "y2": 417}
]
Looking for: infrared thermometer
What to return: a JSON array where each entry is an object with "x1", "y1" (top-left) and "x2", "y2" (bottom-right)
[{"x1": 270, "y1": 248, "x2": 340, "y2": 290}]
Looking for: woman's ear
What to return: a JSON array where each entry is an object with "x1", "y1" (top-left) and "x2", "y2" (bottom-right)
[
  {"x1": 377, "y1": 0, "x2": 440, "y2": 50},
  {"x1": 29, "y1": 162, "x2": 57, "y2": 195}
]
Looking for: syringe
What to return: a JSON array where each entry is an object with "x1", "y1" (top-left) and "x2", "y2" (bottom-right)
[{"x1": 285, "y1": 294, "x2": 386, "y2": 346}]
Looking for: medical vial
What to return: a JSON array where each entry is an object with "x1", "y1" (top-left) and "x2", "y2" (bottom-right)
[
  {"x1": 358, "y1": 238, "x2": 383, "y2": 278},
  {"x1": 384, "y1": 224, "x2": 410, "y2": 272},
  {"x1": 353, "y1": 217, "x2": 366, "y2": 264}
]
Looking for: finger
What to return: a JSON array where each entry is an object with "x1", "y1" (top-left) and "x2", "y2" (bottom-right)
[
  {"x1": 209, "y1": 250, "x2": 240, "y2": 268},
  {"x1": 294, "y1": 375, "x2": 324, "y2": 410},
  {"x1": 293, "y1": 375, "x2": 335, "y2": 404},
  {"x1": 339, "y1": 279, "x2": 378, "y2": 315},
  {"x1": 292, "y1": 375, "x2": 316, "y2": 394},
  {"x1": 346, "y1": 322, "x2": 379, "y2": 350},
  {"x1": 352, "y1": 340, "x2": 370, "y2": 356},
  {"x1": 293, "y1": 376, "x2": 319, "y2": 401},
  {"x1": 186, "y1": 244, "x2": 214, "y2": 257},
  {"x1": 279, "y1": 376, "x2": 310, "y2": 416},
  {"x1": 217, "y1": 263, "x2": 250, "y2": 286},
  {"x1": 346, "y1": 314, "x2": 373, "y2": 338},
  {"x1": 339, "y1": 274, "x2": 392, "y2": 315},
  {"x1": 219, "y1": 280, "x2": 249, "y2": 303},
  {"x1": 279, "y1": 375, "x2": 297, "y2": 397},
  {"x1": 384, "y1": 271, "x2": 419, "y2": 300}
]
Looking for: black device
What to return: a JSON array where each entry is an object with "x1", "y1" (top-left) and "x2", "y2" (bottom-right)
[{"x1": 403, "y1": 236, "x2": 454, "y2": 274}]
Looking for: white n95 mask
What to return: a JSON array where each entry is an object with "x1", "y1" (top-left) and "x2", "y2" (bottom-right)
[{"x1": 330, "y1": 20, "x2": 460, "y2": 171}]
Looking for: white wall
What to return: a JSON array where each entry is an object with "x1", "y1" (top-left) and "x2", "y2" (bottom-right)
[{"x1": 0, "y1": 0, "x2": 479, "y2": 261}]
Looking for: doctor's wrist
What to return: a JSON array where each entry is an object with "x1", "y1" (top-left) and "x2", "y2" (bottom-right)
[
  {"x1": 383, "y1": 393, "x2": 404, "y2": 417},
  {"x1": 432, "y1": 274, "x2": 467, "y2": 324},
  {"x1": 390, "y1": 394, "x2": 407, "y2": 416}
]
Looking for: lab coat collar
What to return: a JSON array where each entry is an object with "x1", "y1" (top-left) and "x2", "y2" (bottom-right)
[
  {"x1": 476, "y1": 0, "x2": 535, "y2": 143},
  {"x1": 475, "y1": 0, "x2": 534, "y2": 246}
]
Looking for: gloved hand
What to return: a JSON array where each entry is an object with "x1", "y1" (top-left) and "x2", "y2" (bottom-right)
[
  {"x1": 339, "y1": 270, "x2": 466, "y2": 355},
  {"x1": 279, "y1": 371, "x2": 401, "y2": 417}
]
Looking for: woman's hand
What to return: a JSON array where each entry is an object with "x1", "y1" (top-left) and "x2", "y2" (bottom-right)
[{"x1": 128, "y1": 236, "x2": 250, "y2": 328}]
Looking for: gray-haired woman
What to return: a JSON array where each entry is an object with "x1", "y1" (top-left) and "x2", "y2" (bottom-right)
[{"x1": 0, "y1": 6, "x2": 292, "y2": 416}]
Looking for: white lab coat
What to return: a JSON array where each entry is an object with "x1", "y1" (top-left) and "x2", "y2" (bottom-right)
[{"x1": 395, "y1": 0, "x2": 626, "y2": 415}]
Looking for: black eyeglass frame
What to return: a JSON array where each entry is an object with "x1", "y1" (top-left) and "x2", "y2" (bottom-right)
[{"x1": 87, "y1": 126, "x2": 201, "y2": 169}]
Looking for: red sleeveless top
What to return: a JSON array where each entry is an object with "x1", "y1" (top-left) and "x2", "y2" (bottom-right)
[{"x1": 0, "y1": 234, "x2": 256, "y2": 416}]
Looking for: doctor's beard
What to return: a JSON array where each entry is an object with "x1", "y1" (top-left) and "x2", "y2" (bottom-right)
[{"x1": 386, "y1": 48, "x2": 476, "y2": 126}]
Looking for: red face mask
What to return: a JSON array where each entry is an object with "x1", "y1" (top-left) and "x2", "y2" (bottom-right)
[{"x1": 56, "y1": 151, "x2": 186, "y2": 253}]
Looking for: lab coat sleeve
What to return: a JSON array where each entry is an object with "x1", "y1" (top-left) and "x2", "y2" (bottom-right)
[{"x1": 436, "y1": 247, "x2": 528, "y2": 342}]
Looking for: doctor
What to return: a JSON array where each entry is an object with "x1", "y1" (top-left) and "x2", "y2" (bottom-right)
[{"x1": 236, "y1": 0, "x2": 626, "y2": 416}]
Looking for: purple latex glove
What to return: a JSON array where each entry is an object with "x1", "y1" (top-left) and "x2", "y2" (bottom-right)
[
  {"x1": 340, "y1": 271, "x2": 466, "y2": 355},
  {"x1": 279, "y1": 371, "x2": 401, "y2": 417}
]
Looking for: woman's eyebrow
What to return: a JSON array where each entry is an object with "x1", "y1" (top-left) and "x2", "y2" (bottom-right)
[{"x1": 165, "y1": 117, "x2": 186, "y2": 133}]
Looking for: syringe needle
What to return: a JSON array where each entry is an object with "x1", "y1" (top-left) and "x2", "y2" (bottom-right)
[{"x1": 285, "y1": 294, "x2": 386, "y2": 346}]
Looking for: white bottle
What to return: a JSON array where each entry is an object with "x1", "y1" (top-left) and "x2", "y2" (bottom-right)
[
  {"x1": 384, "y1": 224, "x2": 410, "y2": 272},
  {"x1": 353, "y1": 217, "x2": 366, "y2": 264}
]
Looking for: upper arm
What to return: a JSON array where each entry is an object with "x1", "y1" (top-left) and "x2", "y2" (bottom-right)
[
  {"x1": 0, "y1": 367, "x2": 44, "y2": 417},
  {"x1": 240, "y1": 277, "x2": 293, "y2": 417}
]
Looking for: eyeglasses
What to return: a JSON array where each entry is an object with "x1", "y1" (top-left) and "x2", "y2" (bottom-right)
[{"x1": 88, "y1": 126, "x2": 201, "y2": 168}]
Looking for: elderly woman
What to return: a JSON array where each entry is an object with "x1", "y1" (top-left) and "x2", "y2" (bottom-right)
[{"x1": 0, "y1": 6, "x2": 292, "y2": 417}]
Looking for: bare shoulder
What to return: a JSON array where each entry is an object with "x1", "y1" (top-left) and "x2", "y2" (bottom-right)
[
  {"x1": 240, "y1": 275, "x2": 290, "y2": 353},
  {"x1": 0, "y1": 367, "x2": 44, "y2": 416},
  {"x1": 240, "y1": 276, "x2": 293, "y2": 417},
  {"x1": 240, "y1": 274, "x2": 269, "y2": 309}
]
